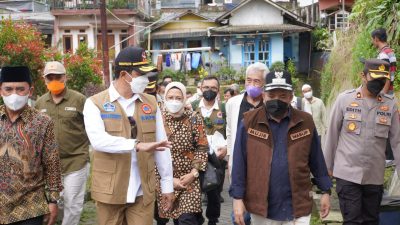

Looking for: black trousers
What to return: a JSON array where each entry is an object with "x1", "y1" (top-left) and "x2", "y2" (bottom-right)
[
  {"x1": 3, "y1": 216, "x2": 44, "y2": 225},
  {"x1": 336, "y1": 178, "x2": 383, "y2": 225},
  {"x1": 156, "y1": 213, "x2": 204, "y2": 225},
  {"x1": 205, "y1": 187, "x2": 221, "y2": 225},
  {"x1": 218, "y1": 160, "x2": 227, "y2": 194}
]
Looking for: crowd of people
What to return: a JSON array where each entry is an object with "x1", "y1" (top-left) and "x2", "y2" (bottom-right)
[{"x1": 0, "y1": 28, "x2": 399, "y2": 225}]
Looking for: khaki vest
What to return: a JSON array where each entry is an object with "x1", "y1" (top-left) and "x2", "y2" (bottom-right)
[
  {"x1": 90, "y1": 90, "x2": 157, "y2": 205},
  {"x1": 195, "y1": 103, "x2": 226, "y2": 137},
  {"x1": 243, "y1": 106, "x2": 315, "y2": 218}
]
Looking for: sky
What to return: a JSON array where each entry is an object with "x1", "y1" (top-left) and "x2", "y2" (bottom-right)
[{"x1": 273, "y1": 0, "x2": 319, "y2": 7}]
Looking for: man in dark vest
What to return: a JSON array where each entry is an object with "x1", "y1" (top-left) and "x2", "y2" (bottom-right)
[
  {"x1": 83, "y1": 46, "x2": 174, "y2": 225},
  {"x1": 231, "y1": 71, "x2": 332, "y2": 225},
  {"x1": 192, "y1": 76, "x2": 227, "y2": 225}
]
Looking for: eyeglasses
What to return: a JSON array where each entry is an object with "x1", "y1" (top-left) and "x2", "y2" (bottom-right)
[
  {"x1": 128, "y1": 116, "x2": 137, "y2": 138},
  {"x1": 202, "y1": 86, "x2": 218, "y2": 92}
]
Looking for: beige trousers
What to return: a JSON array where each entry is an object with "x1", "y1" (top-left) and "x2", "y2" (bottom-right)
[
  {"x1": 251, "y1": 214, "x2": 311, "y2": 225},
  {"x1": 96, "y1": 197, "x2": 154, "y2": 225}
]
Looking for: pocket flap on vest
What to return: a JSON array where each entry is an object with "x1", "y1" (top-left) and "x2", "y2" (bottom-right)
[{"x1": 93, "y1": 158, "x2": 117, "y2": 172}]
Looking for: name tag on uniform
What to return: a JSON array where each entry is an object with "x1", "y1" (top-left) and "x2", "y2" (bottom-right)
[
  {"x1": 290, "y1": 129, "x2": 311, "y2": 141},
  {"x1": 65, "y1": 107, "x2": 76, "y2": 111},
  {"x1": 248, "y1": 128, "x2": 269, "y2": 140},
  {"x1": 141, "y1": 115, "x2": 156, "y2": 121},
  {"x1": 40, "y1": 109, "x2": 47, "y2": 113},
  {"x1": 101, "y1": 114, "x2": 122, "y2": 119}
]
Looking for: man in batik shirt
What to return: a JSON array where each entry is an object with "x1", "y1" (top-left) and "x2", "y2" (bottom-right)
[{"x1": 0, "y1": 66, "x2": 62, "y2": 225}]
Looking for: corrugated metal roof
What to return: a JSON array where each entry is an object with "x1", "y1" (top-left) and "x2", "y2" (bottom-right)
[
  {"x1": 211, "y1": 24, "x2": 311, "y2": 33},
  {"x1": 151, "y1": 28, "x2": 208, "y2": 39}
]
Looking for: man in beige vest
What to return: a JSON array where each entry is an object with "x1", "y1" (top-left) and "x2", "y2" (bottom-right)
[{"x1": 83, "y1": 47, "x2": 174, "y2": 225}]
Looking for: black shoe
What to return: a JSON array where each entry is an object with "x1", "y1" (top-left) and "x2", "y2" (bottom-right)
[{"x1": 219, "y1": 195, "x2": 224, "y2": 203}]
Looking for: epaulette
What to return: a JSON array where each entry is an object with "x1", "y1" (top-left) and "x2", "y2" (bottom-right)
[
  {"x1": 344, "y1": 89, "x2": 356, "y2": 94},
  {"x1": 382, "y1": 93, "x2": 394, "y2": 100}
]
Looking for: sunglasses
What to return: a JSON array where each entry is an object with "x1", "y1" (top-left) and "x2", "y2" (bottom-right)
[{"x1": 128, "y1": 116, "x2": 137, "y2": 138}]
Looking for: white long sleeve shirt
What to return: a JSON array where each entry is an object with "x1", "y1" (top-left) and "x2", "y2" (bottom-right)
[{"x1": 83, "y1": 84, "x2": 173, "y2": 203}]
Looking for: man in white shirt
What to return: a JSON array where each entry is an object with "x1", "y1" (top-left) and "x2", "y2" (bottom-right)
[
  {"x1": 83, "y1": 47, "x2": 174, "y2": 225},
  {"x1": 301, "y1": 84, "x2": 327, "y2": 141}
]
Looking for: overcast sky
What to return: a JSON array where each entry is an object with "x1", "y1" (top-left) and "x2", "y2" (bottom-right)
[{"x1": 273, "y1": 0, "x2": 319, "y2": 7}]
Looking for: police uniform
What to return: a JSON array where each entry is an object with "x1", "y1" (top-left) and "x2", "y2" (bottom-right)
[{"x1": 324, "y1": 59, "x2": 400, "y2": 224}]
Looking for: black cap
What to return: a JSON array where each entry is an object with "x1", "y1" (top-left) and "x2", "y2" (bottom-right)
[
  {"x1": 0, "y1": 66, "x2": 32, "y2": 85},
  {"x1": 265, "y1": 71, "x2": 293, "y2": 91},
  {"x1": 145, "y1": 71, "x2": 159, "y2": 90},
  {"x1": 363, "y1": 59, "x2": 390, "y2": 80},
  {"x1": 115, "y1": 46, "x2": 157, "y2": 75}
]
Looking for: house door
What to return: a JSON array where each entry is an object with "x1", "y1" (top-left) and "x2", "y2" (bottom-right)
[
  {"x1": 97, "y1": 35, "x2": 115, "y2": 59},
  {"x1": 284, "y1": 36, "x2": 293, "y2": 63},
  {"x1": 242, "y1": 38, "x2": 270, "y2": 67}
]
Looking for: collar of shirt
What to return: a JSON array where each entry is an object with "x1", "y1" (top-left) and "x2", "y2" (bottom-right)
[
  {"x1": 44, "y1": 88, "x2": 71, "y2": 103},
  {"x1": 242, "y1": 93, "x2": 264, "y2": 108},
  {"x1": 199, "y1": 98, "x2": 219, "y2": 111},
  {"x1": 0, "y1": 105, "x2": 33, "y2": 124},
  {"x1": 109, "y1": 82, "x2": 143, "y2": 103}
]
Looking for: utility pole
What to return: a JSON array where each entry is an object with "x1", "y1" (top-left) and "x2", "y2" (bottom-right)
[
  {"x1": 100, "y1": 0, "x2": 110, "y2": 87},
  {"x1": 342, "y1": 0, "x2": 345, "y2": 31}
]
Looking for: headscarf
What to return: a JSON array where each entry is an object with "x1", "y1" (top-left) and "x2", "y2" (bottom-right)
[{"x1": 164, "y1": 81, "x2": 187, "y2": 103}]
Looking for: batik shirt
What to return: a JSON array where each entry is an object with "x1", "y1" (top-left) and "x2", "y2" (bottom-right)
[{"x1": 0, "y1": 105, "x2": 62, "y2": 224}]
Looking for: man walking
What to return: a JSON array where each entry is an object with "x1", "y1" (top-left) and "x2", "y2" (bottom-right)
[
  {"x1": 301, "y1": 84, "x2": 327, "y2": 141},
  {"x1": 83, "y1": 46, "x2": 174, "y2": 225},
  {"x1": 231, "y1": 71, "x2": 332, "y2": 225},
  {"x1": 226, "y1": 62, "x2": 269, "y2": 225},
  {"x1": 35, "y1": 61, "x2": 90, "y2": 225},
  {"x1": 371, "y1": 28, "x2": 397, "y2": 94},
  {"x1": 324, "y1": 59, "x2": 400, "y2": 224},
  {"x1": 0, "y1": 66, "x2": 62, "y2": 225},
  {"x1": 192, "y1": 76, "x2": 227, "y2": 225}
]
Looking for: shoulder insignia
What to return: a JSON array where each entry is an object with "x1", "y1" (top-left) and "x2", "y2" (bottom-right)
[
  {"x1": 356, "y1": 92, "x2": 362, "y2": 99},
  {"x1": 345, "y1": 89, "x2": 356, "y2": 94},
  {"x1": 382, "y1": 93, "x2": 394, "y2": 100}
]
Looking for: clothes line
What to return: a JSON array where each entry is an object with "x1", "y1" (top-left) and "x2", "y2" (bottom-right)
[{"x1": 147, "y1": 47, "x2": 211, "y2": 53}]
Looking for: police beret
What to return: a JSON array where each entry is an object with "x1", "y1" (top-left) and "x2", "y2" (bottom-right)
[
  {"x1": 364, "y1": 59, "x2": 390, "y2": 79},
  {"x1": 0, "y1": 66, "x2": 32, "y2": 85}
]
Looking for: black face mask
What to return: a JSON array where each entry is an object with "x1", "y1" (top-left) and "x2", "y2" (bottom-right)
[
  {"x1": 265, "y1": 99, "x2": 289, "y2": 118},
  {"x1": 366, "y1": 79, "x2": 386, "y2": 96},
  {"x1": 203, "y1": 90, "x2": 218, "y2": 101}
]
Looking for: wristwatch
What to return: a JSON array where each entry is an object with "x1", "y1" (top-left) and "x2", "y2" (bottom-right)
[
  {"x1": 320, "y1": 189, "x2": 332, "y2": 195},
  {"x1": 192, "y1": 170, "x2": 199, "y2": 178},
  {"x1": 134, "y1": 140, "x2": 141, "y2": 152}
]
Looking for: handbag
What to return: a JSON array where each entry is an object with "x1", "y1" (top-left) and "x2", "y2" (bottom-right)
[{"x1": 200, "y1": 152, "x2": 223, "y2": 192}]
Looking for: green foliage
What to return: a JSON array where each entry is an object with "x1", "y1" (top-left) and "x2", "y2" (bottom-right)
[
  {"x1": 160, "y1": 69, "x2": 186, "y2": 84},
  {"x1": 287, "y1": 59, "x2": 300, "y2": 94},
  {"x1": 269, "y1": 61, "x2": 285, "y2": 72},
  {"x1": 0, "y1": 18, "x2": 47, "y2": 95},
  {"x1": 64, "y1": 43, "x2": 102, "y2": 93},
  {"x1": 214, "y1": 60, "x2": 238, "y2": 82},
  {"x1": 321, "y1": 0, "x2": 400, "y2": 103},
  {"x1": 312, "y1": 27, "x2": 331, "y2": 51}
]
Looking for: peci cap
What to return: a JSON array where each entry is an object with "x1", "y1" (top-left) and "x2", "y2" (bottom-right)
[
  {"x1": 115, "y1": 46, "x2": 157, "y2": 75},
  {"x1": 0, "y1": 66, "x2": 32, "y2": 85},
  {"x1": 265, "y1": 71, "x2": 293, "y2": 91},
  {"x1": 363, "y1": 59, "x2": 390, "y2": 80},
  {"x1": 43, "y1": 61, "x2": 66, "y2": 77}
]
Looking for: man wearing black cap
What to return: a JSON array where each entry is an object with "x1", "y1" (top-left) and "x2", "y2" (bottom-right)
[
  {"x1": 0, "y1": 66, "x2": 62, "y2": 225},
  {"x1": 83, "y1": 46, "x2": 174, "y2": 225},
  {"x1": 231, "y1": 70, "x2": 332, "y2": 225},
  {"x1": 324, "y1": 59, "x2": 400, "y2": 224}
]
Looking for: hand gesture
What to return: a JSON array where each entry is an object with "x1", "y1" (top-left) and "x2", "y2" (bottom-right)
[
  {"x1": 233, "y1": 199, "x2": 247, "y2": 225},
  {"x1": 320, "y1": 193, "x2": 331, "y2": 219},
  {"x1": 180, "y1": 173, "x2": 195, "y2": 186},
  {"x1": 161, "y1": 193, "x2": 175, "y2": 212},
  {"x1": 136, "y1": 140, "x2": 172, "y2": 152},
  {"x1": 216, "y1": 146, "x2": 227, "y2": 159},
  {"x1": 173, "y1": 178, "x2": 186, "y2": 190}
]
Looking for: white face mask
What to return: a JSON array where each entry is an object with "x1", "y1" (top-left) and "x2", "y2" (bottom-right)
[
  {"x1": 126, "y1": 74, "x2": 149, "y2": 94},
  {"x1": 165, "y1": 100, "x2": 184, "y2": 114},
  {"x1": 2, "y1": 94, "x2": 29, "y2": 111},
  {"x1": 304, "y1": 91, "x2": 313, "y2": 99}
]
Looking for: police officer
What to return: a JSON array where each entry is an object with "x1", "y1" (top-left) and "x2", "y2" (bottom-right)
[{"x1": 324, "y1": 59, "x2": 400, "y2": 224}]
